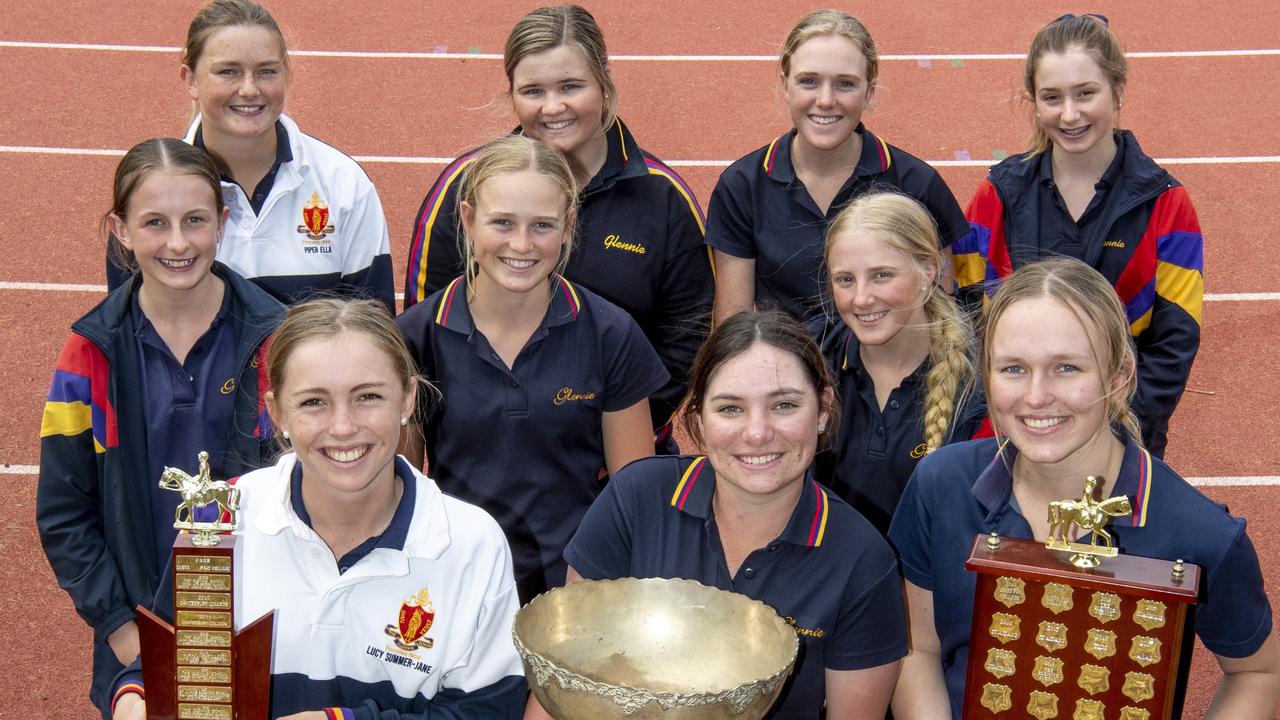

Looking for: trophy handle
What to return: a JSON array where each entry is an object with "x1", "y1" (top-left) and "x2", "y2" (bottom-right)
[{"x1": 136, "y1": 605, "x2": 178, "y2": 720}]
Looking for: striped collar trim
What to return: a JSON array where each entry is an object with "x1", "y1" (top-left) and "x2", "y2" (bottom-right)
[
  {"x1": 434, "y1": 274, "x2": 580, "y2": 333},
  {"x1": 669, "y1": 456, "x2": 831, "y2": 548}
]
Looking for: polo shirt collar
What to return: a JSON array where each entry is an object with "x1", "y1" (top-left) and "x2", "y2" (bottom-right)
[
  {"x1": 762, "y1": 124, "x2": 891, "y2": 184},
  {"x1": 511, "y1": 118, "x2": 647, "y2": 195},
  {"x1": 838, "y1": 331, "x2": 927, "y2": 385},
  {"x1": 432, "y1": 274, "x2": 583, "y2": 336},
  {"x1": 193, "y1": 119, "x2": 294, "y2": 178},
  {"x1": 669, "y1": 456, "x2": 834, "y2": 548},
  {"x1": 1036, "y1": 131, "x2": 1125, "y2": 190},
  {"x1": 971, "y1": 431, "x2": 1154, "y2": 527},
  {"x1": 289, "y1": 455, "x2": 417, "y2": 553}
]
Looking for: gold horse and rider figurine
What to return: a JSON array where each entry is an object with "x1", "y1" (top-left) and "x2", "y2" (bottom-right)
[
  {"x1": 1045, "y1": 475, "x2": 1132, "y2": 569},
  {"x1": 158, "y1": 450, "x2": 240, "y2": 546}
]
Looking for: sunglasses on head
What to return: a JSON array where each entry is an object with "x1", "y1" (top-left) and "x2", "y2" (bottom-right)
[{"x1": 1054, "y1": 12, "x2": 1109, "y2": 25}]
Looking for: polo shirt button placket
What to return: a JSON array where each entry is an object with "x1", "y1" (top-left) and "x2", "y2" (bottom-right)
[{"x1": 742, "y1": 567, "x2": 755, "y2": 579}]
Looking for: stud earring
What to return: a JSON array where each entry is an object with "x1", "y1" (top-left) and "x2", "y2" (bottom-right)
[
  {"x1": 817, "y1": 422, "x2": 826, "y2": 434},
  {"x1": 281, "y1": 430, "x2": 291, "y2": 440},
  {"x1": 400, "y1": 417, "x2": 408, "y2": 426}
]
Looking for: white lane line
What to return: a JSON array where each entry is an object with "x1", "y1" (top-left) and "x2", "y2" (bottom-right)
[
  {"x1": 1187, "y1": 476, "x2": 1280, "y2": 487},
  {"x1": 4, "y1": 40, "x2": 1280, "y2": 61},
  {"x1": 2, "y1": 465, "x2": 37, "y2": 474},
  {"x1": 5, "y1": 146, "x2": 1280, "y2": 168}
]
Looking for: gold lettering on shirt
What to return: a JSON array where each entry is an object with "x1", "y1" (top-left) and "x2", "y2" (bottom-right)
[
  {"x1": 603, "y1": 233, "x2": 646, "y2": 255},
  {"x1": 554, "y1": 387, "x2": 598, "y2": 405}
]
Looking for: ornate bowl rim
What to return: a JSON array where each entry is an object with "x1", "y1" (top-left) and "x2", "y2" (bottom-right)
[{"x1": 513, "y1": 577, "x2": 799, "y2": 715}]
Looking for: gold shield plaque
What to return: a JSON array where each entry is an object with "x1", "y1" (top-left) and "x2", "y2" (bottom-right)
[
  {"x1": 1132, "y1": 599, "x2": 1167, "y2": 631},
  {"x1": 985, "y1": 648, "x2": 1016, "y2": 679},
  {"x1": 1122, "y1": 672, "x2": 1156, "y2": 702},
  {"x1": 1073, "y1": 698, "x2": 1105, "y2": 720},
  {"x1": 1036, "y1": 621, "x2": 1068, "y2": 653},
  {"x1": 1119, "y1": 707, "x2": 1151, "y2": 720},
  {"x1": 980, "y1": 683, "x2": 1013, "y2": 713},
  {"x1": 1041, "y1": 582, "x2": 1074, "y2": 615},
  {"x1": 1033, "y1": 655, "x2": 1065, "y2": 687},
  {"x1": 1028, "y1": 690, "x2": 1060, "y2": 720},
  {"x1": 994, "y1": 576, "x2": 1026, "y2": 608},
  {"x1": 1077, "y1": 664, "x2": 1109, "y2": 695},
  {"x1": 1083, "y1": 628, "x2": 1117, "y2": 660},
  {"x1": 1129, "y1": 636, "x2": 1162, "y2": 667},
  {"x1": 1088, "y1": 591, "x2": 1122, "y2": 623},
  {"x1": 989, "y1": 612, "x2": 1021, "y2": 644}
]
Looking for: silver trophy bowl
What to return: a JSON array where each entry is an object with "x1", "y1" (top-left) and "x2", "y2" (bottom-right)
[{"x1": 513, "y1": 577, "x2": 798, "y2": 719}]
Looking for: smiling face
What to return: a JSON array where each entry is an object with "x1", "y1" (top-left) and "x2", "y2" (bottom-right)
[
  {"x1": 111, "y1": 170, "x2": 225, "y2": 295},
  {"x1": 1033, "y1": 45, "x2": 1120, "y2": 160},
  {"x1": 182, "y1": 24, "x2": 289, "y2": 145},
  {"x1": 781, "y1": 33, "x2": 875, "y2": 156},
  {"x1": 462, "y1": 168, "x2": 571, "y2": 299},
  {"x1": 987, "y1": 295, "x2": 1118, "y2": 469},
  {"x1": 698, "y1": 342, "x2": 831, "y2": 503},
  {"x1": 510, "y1": 44, "x2": 607, "y2": 165},
  {"x1": 268, "y1": 330, "x2": 414, "y2": 500},
  {"x1": 827, "y1": 228, "x2": 932, "y2": 349}
]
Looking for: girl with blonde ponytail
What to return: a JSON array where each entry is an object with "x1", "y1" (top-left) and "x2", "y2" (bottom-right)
[{"x1": 822, "y1": 192, "x2": 988, "y2": 533}]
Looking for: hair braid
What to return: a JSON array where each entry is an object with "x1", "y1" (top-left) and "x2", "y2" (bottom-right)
[{"x1": 921, "y1": 289, "x2": 975, "y2": 452}]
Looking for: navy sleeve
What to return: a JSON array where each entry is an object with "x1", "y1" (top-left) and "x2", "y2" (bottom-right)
[
  {"x1": 887, "y1": 466, "x2": 937, "y2": 592},
  {"x1": 404, "y1": 162, "x2": 469, "y2": 310},
  {"x1": 647, "y1": 177, "x2": 713, "y2": 428},
  {"x1": 598, "y1": 304, "x2": 670, "y2": 413},
  {"x1": 338, "y1": 252, "x2": 396, "y2": 316},
  {"x1": 826, "y1": 556, "x2": 908, "y2": 670},
  {"x1": 703, "y1": 160, "x2": 758, "y2": 259},
  {"x1": 395, "y1": 300, "x2": 444, "y2": 426},
  {"x1": 563, "y1": 473, "x2": 637, "y2": 580},
  {"x1": 915, "y1": 167, "x2": 969, "y2": 249},
  {"x1": 1195, "y1": 517, "x2": 1273, "y2": 658}
]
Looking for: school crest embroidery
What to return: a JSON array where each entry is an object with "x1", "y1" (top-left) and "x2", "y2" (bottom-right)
[
  {"x1": 297, "y1": 192, "x2": 336, "y2": 241},
  {"x1": 385, "y1": 587, "x2": 436, "y2": 651}
]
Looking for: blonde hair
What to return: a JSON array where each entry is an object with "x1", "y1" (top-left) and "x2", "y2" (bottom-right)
[
  {"x1": 779, "y1": 9, "x2": 878, "y2": 84},
  {"x1": 504, "y1": 5, "x2": 618, "y2": 129},
  {"x1": 267, "y1": 298, "x2": 422, "y2": 445},
  {"x1": 457, "y1": 135, "x2": 579, "y2": 289},
  {"x1": 982, "y1": 257, "x2": 1141, "y2": 443},
  {"x1": 825, "y1": 193, "x2": 974, "y2": 452},
  {"x1": 1023, "y1": 14, "x2": 1126, "y2": 159}
]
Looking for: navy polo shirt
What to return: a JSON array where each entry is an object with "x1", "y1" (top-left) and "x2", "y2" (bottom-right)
[
  {"x1": 289, "y1": 456, "x2": 416, "y2": 573},
  {"x1": 194, "y1": 120, "x2": 293, "y2": 215},
  {"x1": 566, "y1": 455, "x2": 907, "y2": 720},
  {"x1": 704, "y1": 125, "x2": 968, "y2": 326},
  {"x1": 132, "y1": 286, "x2": 238, "y2": 572},
  {"x1": 823, "y1": 329, "x2": 988, "y2": 534},
  {"x1": 1034, "y1": 135, "x2": 1125, "y2": 260},
  {"x1": 889, "y1": 435, "x2": 1273, "y2": 719},
  {"x1": 396, "y1": 274, "x2": 669, "y2": 602}
]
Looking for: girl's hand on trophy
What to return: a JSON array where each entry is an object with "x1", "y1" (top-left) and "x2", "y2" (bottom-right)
[{"x1": 112, "y1": 693, "x2": 145, "y2": 720}]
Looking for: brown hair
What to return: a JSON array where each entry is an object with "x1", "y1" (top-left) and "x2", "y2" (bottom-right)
[
  {"x1": 104, "y1": 138, "x2": 224, "y2": 275},
  {"x1": 681, "y1": 309, "x2": 840, "y2": 451},
  {"x1": 1023, "y1": 14, "x2": 1126, "y2": 158},
  {"x1": 982, "y1": 257, "x2": 1141, "y2": 443},
  {"x1": 266, "y1": 298, "x2": 422, "y2": 444},
  {"x1": 183, "y1": 0, "x2": 289, "y2": 71},
  {"x1": 779, "y1": 9, "x2": 878, "y2": 85},
  {"x1": 825, "y1": 192, "x2": 975, "y2": 452},
  {"x1": 457, "y1": 134, "x2": 579, "y2": 289},
  {"x1": 504, "y1": 5, "x2": 618, "y2": 128}
]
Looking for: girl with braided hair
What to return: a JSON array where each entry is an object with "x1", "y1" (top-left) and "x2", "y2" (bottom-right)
[{"x1": 821, "y1": 192, "x2": 989, "y2": 533}]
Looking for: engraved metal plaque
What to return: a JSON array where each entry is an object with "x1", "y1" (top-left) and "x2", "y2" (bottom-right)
[
  {"x1": 176, "y1": 630, "x2": 232, "y2": 648},
  {"x1": 175, "y1": 555, "x2": 232, "y2": 574},
  {"x1": 175, "y1": 610, "x2": 232, "y2": 629},
  {"x1": 175, "y1": 573, "x2": 233, "y2": 592},
  {"x1": 176, "y1": 591, "x2": 233, "y2": 610},
  {"x1": 176, "y1": 666, "x2": 233, "y2": 684}
]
